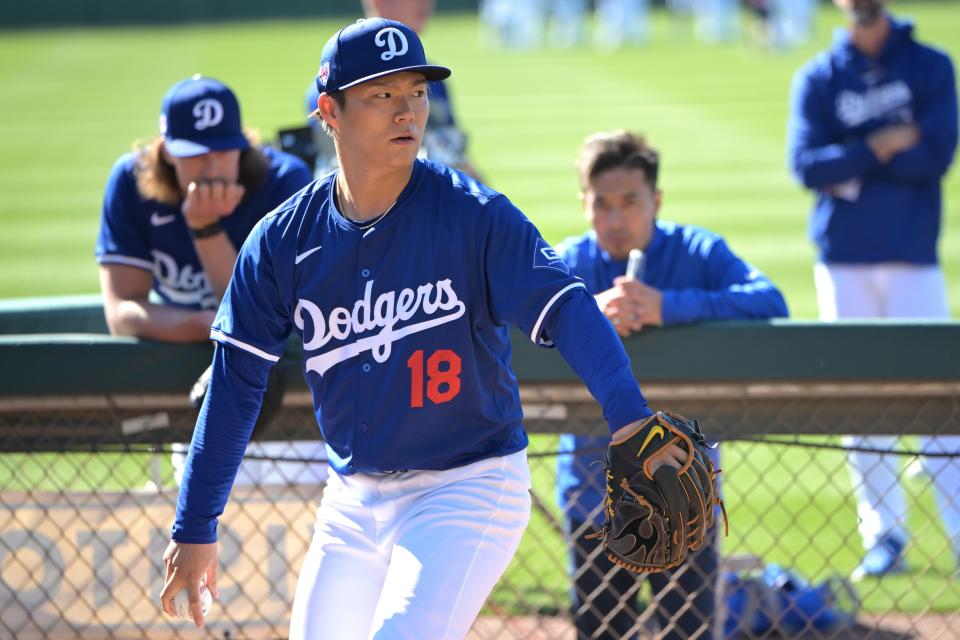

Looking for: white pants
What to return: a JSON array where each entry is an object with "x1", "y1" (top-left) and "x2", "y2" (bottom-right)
[
  {"x1": 815, "y1": 263, "x2": 960, "y2": 554},
  {"x1": 289, "y1": 450, "x2": 532, "y2": 640}
]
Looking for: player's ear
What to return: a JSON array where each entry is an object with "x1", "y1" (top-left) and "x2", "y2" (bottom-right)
[
  {"x1": 317, "y1": 93, "x2": 340, "y2": 132},
  {"x1": 653, "y1": 189, "x2": 662, "y2": 217}
]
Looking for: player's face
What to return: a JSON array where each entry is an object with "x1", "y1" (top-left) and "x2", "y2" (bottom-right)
[
  {"x1": 335, "y1": 72, "x2": 429, "y2": 170},
  {"x1": 371, "y1": 0, "x2": 434, "y2": 33},
  {"x1": 165, "y1": 149, "x2": 242, "y2": 193},
  {"x1": 583, "y1": 167, "x2": 661, "y2": 261}
]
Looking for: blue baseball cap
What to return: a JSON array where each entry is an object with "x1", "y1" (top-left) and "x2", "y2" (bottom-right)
[
  {"x1": 315, "y1": 18, "x2": 451, "y2": 95},
  {"x1": 159, "y1": 75, "x2": 250, "y2": 158}
]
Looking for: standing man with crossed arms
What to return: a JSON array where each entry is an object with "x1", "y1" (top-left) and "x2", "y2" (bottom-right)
[
  {"x1": 788, "y1": 0, "x2": 959, "y2": 579},
  {"x1": 557, "y1": 130, "x2": 788, "y2": 639},
  {"x1": 158, "y1": 19, "x2": 703, "y2": 639}
]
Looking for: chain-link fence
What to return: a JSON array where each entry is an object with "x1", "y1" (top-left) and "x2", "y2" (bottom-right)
[{"x1": 2, "y1": 379, "x2": 959, "y2": 640}]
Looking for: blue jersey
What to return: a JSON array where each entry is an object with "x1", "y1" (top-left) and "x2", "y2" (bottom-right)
[
  {"x1": 787, "y1": 18, "x2": 958, "y2": 265},
  {"x1": 215, "y1": 159, "x2": 647, "y2": 473},
  {"x1": 556, "y1": 222, "x2": 789, "y2": 524},
  {"x1": 172, "y1": 160, "x2": 654, "y2": 543},
  {"x1": 95, "y1": 146, "x2": 312, "y2": 308}
]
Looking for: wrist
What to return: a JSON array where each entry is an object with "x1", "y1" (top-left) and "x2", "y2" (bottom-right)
[{"x1": 190, "y1": 220, "x2": 225, "y2": 239}]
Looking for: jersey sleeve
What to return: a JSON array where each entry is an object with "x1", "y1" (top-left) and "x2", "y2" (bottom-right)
[
  {"x1": 662, "y1": 237, "x2": 789, "y2": 325},
  {"x1": 884, "y1": 53, "x2": 958, "y2": 183},
  {"x1": 173, "y1": 343, "x2": 270, "y2": 543},
  {"x1": 210, "y1": 217, "x2": 293, "y2": 362},
  {"x1": 786, "y1": 64, "x2": 879, "y2": 189},
  {"x1": 479, "y1": 197, "x2": 585, "y2": 345},
  {"x1": 95, "y1": 155, "x2": 154, "y2": 271}
]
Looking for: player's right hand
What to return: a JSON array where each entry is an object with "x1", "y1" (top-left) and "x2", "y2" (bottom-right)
[
  {"x1": 160, "y1": 540, "x2": 219, "y2": 628},
  {"x1": 596, "y1": 278, "x2": 663, "y2": 336},
  {"x1": 182, "y1": 178, "x2": 245, "y2": 229},
  {"x1": 867, "y1": 124, "x2": 920, "y2": 163}
]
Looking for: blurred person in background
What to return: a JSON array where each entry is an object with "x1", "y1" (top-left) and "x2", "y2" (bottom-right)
[
  {"x1": 95, "y1": 75, "x2": 322, "y2": 487},
  {"x1": 594, "y1": 0, "x2": 651, "y2": 50},
  {"x1": 770, "y1": 0, "x2": 815, "y2": 48},
  {"x1": 482, "y1": 0, "x2": 649, "y2": 51},
  {"x1": 479, "y1": 0, "x2": 546, "y2": 50},
  {"x1": 787, "y1": 0, "x2": 959, "y2": 579},
  {"x1": 305, "y1": 0, "x2": 481, "y2": 180},
  {"x1": 691, "y1": 0, "x2": 740, "y2": 42},
  {"x1": 556, "y1": 130, "x2": 788, "y2": 639},
  {"x1": 745, "y1": 0, "x2": 815, "y2": 49}
]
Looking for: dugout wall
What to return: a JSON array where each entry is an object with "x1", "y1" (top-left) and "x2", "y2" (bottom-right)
[{"x1": 1, "y1": 296, "x2": 958, "y2": 639}]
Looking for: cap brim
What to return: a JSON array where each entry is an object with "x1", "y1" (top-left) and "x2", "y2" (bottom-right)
[
  {"x1": 164, "y1": 134, "x2": 250, "y2": 158},
  {"x1": 337, "y1": 64, "x2": 452, "y2": 91}
]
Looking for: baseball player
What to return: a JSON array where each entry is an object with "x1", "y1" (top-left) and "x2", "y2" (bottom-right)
[
  {"x1": 556, "y1": 130, "x2": 788, "y2": 639},
  {"x1": 95, "y1": 75, "x2": 314, "y2": 486},
  {"x1": 788, "y1": 0, "x2": 959, "y2": 579},
  {"x1": 159, "y1": 19, "x2": 686, "y2": 639},
  {"x1": 304, "y1": 0, "x2": 480, "y2": 180}
]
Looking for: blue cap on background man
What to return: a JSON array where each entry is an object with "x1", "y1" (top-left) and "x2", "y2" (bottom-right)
[
  {"x1": 160, "y1": 75, "x2": 250, "y2": 158},
  {"x1": 316, "y1": 18, "x2": 451, "y2": 95}
]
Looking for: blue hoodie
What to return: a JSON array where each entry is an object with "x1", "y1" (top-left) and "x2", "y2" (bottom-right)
[
  {"x1": 787, "y1": 17, "x2": 957, "y2": 265},
  {"x1": 555, "y1": 221, "x2": 789, "y2": 525}
]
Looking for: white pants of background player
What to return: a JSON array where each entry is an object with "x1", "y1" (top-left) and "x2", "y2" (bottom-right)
[
  {"x1": 289, "y1": 450, "x2": 532, "y2": 640},
  {"x1": 815, "y1": 262, "x2": 960, "y2": 557}
]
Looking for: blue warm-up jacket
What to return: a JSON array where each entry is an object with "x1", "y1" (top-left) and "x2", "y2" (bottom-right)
[
  {"x1": 787, "y1": 17, "x2": 957, "y2": 265},
  {"x1": 555, "y1": 222, "x2": 789, "y2": 525}
]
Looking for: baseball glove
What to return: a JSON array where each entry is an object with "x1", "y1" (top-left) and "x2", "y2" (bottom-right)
[{"x1": 589, "y1": 410, "x2": 727, "y2": 574}]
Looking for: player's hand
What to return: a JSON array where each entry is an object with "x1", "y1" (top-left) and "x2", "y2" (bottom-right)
[
  {"x1": 611, "y1": 419, "x2": 688, "y2": 471},
  {"x1": 160, "y1": 540, "x2": 219, "y2": 628},
  {"x1": 597, "y1": 278, "x2": 664, "y2": 336},
  {"x1": 182, "y1": 178, "x2": 245, "y2": 230},
  {"x1": 867, "y1": 124, "x2": 920, "y2": 163}
]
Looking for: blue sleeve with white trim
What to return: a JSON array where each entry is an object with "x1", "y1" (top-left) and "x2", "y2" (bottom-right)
[
  {"x1": 211, "y1": 217, "x2": 292, "y2": 361},
  {"x1": 95, "y1": 154, "x2": 153, "y2": 269},
  {"x1": 543, "y1": 290, "x2": 652, "y2": 433},
  {"x1": 480, "y1": 197, "x2": 585, "y2": 344},
  {"x1": 172, "y1": 344, "x2": 270, "y2": 543}
]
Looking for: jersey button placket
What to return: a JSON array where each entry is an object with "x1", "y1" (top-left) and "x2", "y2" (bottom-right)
[
  {"x1": 361, "y1": 268, "x2": 371, "y2": 278},
  {"x1": 362, "y1": 363, "x2": 371, "y2": 373}
]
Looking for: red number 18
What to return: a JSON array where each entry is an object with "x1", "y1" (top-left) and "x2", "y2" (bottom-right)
[{"x1": 407, "y1": 349, "x2": 462, "y2": 408}]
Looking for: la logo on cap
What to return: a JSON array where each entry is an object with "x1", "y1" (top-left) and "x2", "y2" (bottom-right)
[
  {"x1": 375, "y1": 27, "x2": 408, "y2": 61},
  {"x1": 193, "y1": 98, "x2": 224, "y2": 131}
]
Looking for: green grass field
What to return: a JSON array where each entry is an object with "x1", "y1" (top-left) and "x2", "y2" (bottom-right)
[{"x1": 2, "y1": 3, "x2": 959, "y2": 620}]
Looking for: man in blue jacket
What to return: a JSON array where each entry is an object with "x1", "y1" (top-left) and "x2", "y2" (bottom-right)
[
  {"x1": 557, "y1": 130, "x2": 788, "y2": 639},
  {"x1": 787, "y1": 0, "x2": 959, "y2": 580}
]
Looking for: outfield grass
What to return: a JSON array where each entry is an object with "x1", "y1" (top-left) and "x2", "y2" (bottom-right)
[
  {"x1": 1, "y1": 6, "x2": 959, "y2": 315},
  {"x1": 2, "y1": 3, "x2": 959, "y2": 619}
]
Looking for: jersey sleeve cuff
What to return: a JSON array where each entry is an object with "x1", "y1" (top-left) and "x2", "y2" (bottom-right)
[
  {"x1": 210, "y1": 328, "x2": 281, "y2": 363},
  {"x1": 530, "y1": 282, "x2": 587, "y2": 346},
  {"x1": 171, "y1": 521, "x2": 218, "y2": 545},
  {"x1": 97, "y1": 254, "x2": 154, "y2": 271},
  {"x1": 606, "y1": 404, "x2": 655, "y2": 435}
]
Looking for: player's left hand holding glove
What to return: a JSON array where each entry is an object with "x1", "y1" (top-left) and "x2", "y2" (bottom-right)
[{"x1": 590, "y1": 410, "x2": 727, "y2": 574}]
